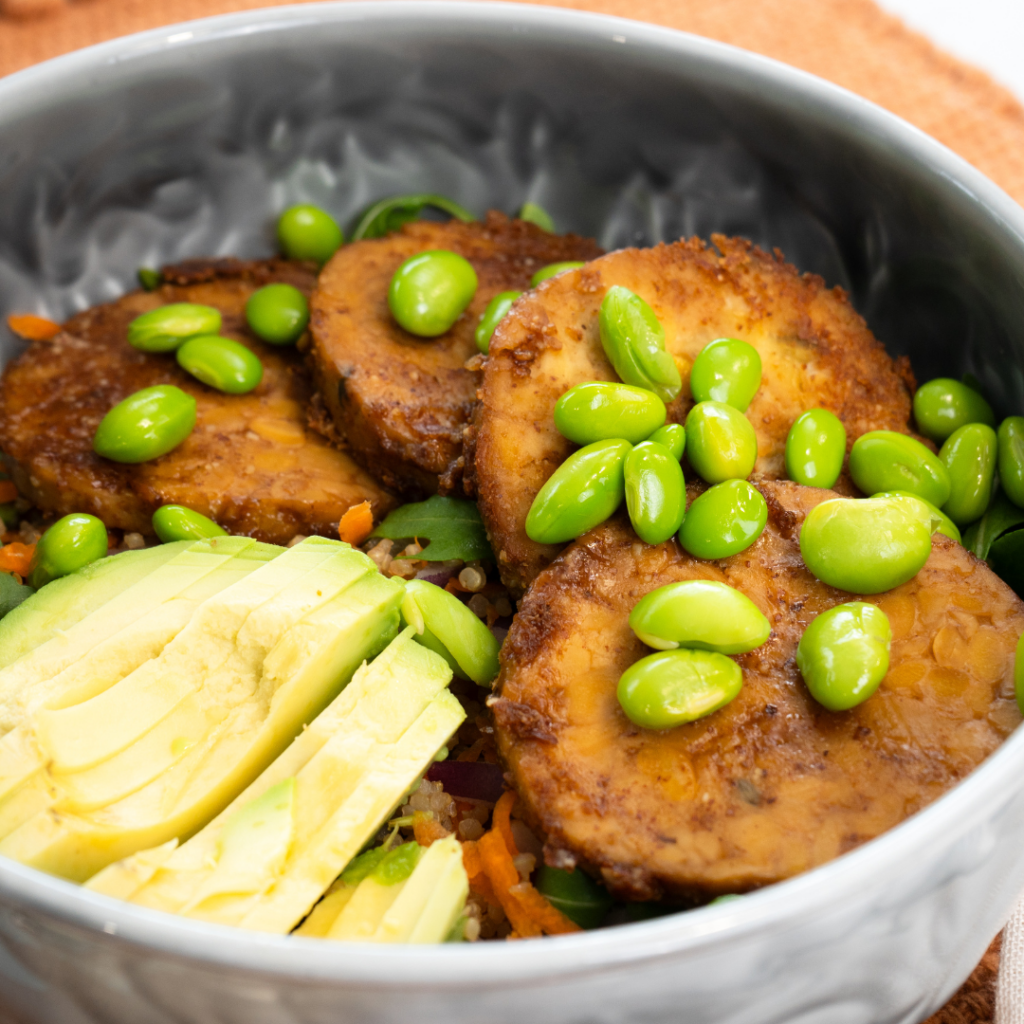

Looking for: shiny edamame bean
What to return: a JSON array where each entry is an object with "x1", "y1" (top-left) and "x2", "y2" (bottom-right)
[
  {"x1": 152, "y1": 505, "x2": 227, "y2": 543},
  {"x1": 530, "y1": 261, "x2": 585, "y2": 286},
  {"x1": 799, "y1": 497, "x2": 931, "y2": 594},
  {"x1": 913, "y1": 377, "x2": 994, "y2": 443},
  {"x1": 688, "y1": 338, "x2": 762, "y2": 412},
  {"x1": 677, "y1": 479, "x2": 767, "y2": 560},
  {"x1": 796, "y1": 602, "x2": 891, "y2": 711},
  {"x1": 647, "y1": 422, "x2": 685, "y2": 460},
  {"x1": 176, "y1": 335, "x2": 263, "y2": 395},
  {"x1": 554, "y1": 381, "x2": 666, "y2": 446},
  {"x1": 998, "y1": 417, "x2": 1024, "y2": 509},
  {"x1": 938, "y1": 422, "x2": 997, "y2": 526},
  {"x1": 624, "y1": 441, "x2": 685, "y2": 545},
  {"x1": 526, "y1": 439, "x2": 631, "y2": 544},
  {"x1": 617, "y1": 649, "x2": 742, "y2": 729},
  {"x1": 871, "y1": 491, "x2": 961, "y2": 544},
  {"x1": 629, "y1": 579, "x2": 769, "y2": 654},
  {"x1": 388, "y1": 250, "x2": 478, "y2": 338},
  {"x1": 848, "y1": 430, "x2": 951, "y2": 508},
  {"x1": 599, "y1": 286, "x2": 682, "y2": 403},
  {"x1": 1016, "y1": 633, "x2": 1024, "y2": 716},
  {"x1": 245, "y1": 284, "x2": 309, "y2": 346},
  {"x1": 127, "y1": 304, "x2": 221, "y2": 353},
  {"x1": 277, "y1": 205, "x2": 343, "y2": 265},
  {"x1": 535, "y1": 866, "x2": 613, "y2": 929},
  {"x1": 518, "y1": 202, "x2": 555, "y2": 233},
  {"x1": 29, "y1": 513, "x2": 109, "y2": 589},
  {"x1": 475, "y1": 291, "x2": 521, "y2": 354},
  {"x1": 93, "y1": 385, "x2": 196, "y2": 463},
  {"x1": 785, "y1": 409, "x2": 846, "y2": 489},
  {"x1": 685, "y1": 401, "x2": 757, "y2": 483}
]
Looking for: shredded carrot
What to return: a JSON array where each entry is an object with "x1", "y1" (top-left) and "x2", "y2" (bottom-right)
[
  {"x1": 7, "y1": 315, "x2": 59, "y2": 341},
  {"x1": 444, "y1": 577, "x2": 464, "y2": 595},
  {"x1": 456, "y1": 737, "x2": 486, "y2": 763},
  {"x1": 492, "y1": 790, "x2": 519, "y2": 858},
  {"x1": 0, "y1": 481, "x2": 17, "y2": 504},
  {"x1": 0, "y1": 542, "x2": 34, "y2": 576},
  {"x1": 509, "y1": 882, "x2": 581, "y2": 935},
  {"x1": 412, "y1": 811, "x2": 450, "y2": 847},
  {"x1": 337, "y1": 501, "x2": 374, "y2": 545},
  {"x1": 478, "y1": 829, "x2": 542, "y2": 937},
  {"x1": 461, "y1": 839, "x2": 498, "y2": 903}
]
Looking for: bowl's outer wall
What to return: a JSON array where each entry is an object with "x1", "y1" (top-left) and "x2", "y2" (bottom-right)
[{"x1": 2, "y1": 4, "x2": 1024, "y2": 1023}]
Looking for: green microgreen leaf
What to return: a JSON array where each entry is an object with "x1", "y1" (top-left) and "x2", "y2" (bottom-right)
[
  {"x1": 988, "y1": 530, "x2": 1024, "y2": 598},
  {"x1": 371, "y1": 495, "x2": 494, "y2": 563},
  {"x1": 137, "y1": 268, "x2": 163, "y2": 292},
  {"x1": 962, "y1": 491, "x2": 1024, "y2": 560},
  {"x1": 0, "y1": 573, "x2": 33, "y2": 620},
  {"x1": 350, "y1": 194, "x2": 475, "y2": 241}
]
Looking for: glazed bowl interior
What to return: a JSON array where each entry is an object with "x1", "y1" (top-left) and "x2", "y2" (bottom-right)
[{"x1": 2, "y1": 3, "x2": 1024, "y2": 1021}]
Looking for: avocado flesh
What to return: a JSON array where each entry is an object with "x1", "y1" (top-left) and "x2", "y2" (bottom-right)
[
  {"x1": 83, "y1": 839, "x2": 179, "y2": 901},
  {"x1": 293, "y1": 881, "x2": 356, "y2": 937},
  {"x1": 327, "y1": 874, "x2": 406, "y2": 940}
]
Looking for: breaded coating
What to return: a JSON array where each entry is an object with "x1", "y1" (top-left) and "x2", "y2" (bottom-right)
[
  {"x1": 0, "y1": 259, "x2": 395, "y2": 544},
  {"x1": 492, "y1": 481, "x2": 1023, "y2": 900},
  {"x1": 474, "y1": 236, "x2": 918, "y2": 594},
  {"x1": 309, "y1": 212, "x2": 603, "y2": 497}
]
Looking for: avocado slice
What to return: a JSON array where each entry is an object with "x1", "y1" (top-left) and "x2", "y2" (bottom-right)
[
  {"x1": 293, "y1": 879, "x2": 357, "y2": 937},
  {"x1": 83, "y1": 839, "x2": 179, "y2": 901},
  {"x1": 327, "y1": 842, "x2": 423, "y2": 940}
]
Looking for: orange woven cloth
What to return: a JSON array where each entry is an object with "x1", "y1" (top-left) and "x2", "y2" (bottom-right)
[{"x1": 0, "y1": 1, "x2": 1016, "y2": 1022}]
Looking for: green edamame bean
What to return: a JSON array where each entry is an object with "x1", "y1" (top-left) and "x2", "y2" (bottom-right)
[
  {"x1": 152, "y1": 505, "x2": 227, "y2": 543},
  {"x1": 531, "y1": 261, "x2": 585, "y2": 286},
  {"x1": 598, "y1": 286, "x2": 682, "y2": 403},
  {"x1": 848, "y1": 430, "x2": 951, "y2": 508},
  {"x1": 677, "y1": 479, "x2": 767, "y2": 560},
  {"x1": 535, "y1": 866, "x2": 613, "y2": 929},
  {"x1": 871, "y1": 491, "x2": 961, "y2": 544},
  {"x1": 998, "y1": 417, "x2": 1024, "y2": 509},
  {"x1": 799, "y1": 497, "x2": 931, "y2": 594},
  {"x1": 785, "y1": 409, "x2": 846, "y2": 489},
  {"x1": 689, "y1": 338, "x2": 762, "y2": 412},
  {"x1": 518, "y1": 202, "x2": 555, "y2": 233},
  {"x1": 624, "y1": 441, "x2": 686, "y2": 545},
  {"x1": 29, "y1": 513, "x2": 108, "y2": 589},
  {"x1": 617, "y1": 649, "x2": 742, "y2": 729},
  {"x1": 1016, "y1": 633, "x2": 1024, "y2": 716},
  {"x1": 93, "y1": 385, "x2": 196, "y2": 463},
  {"x1": 554, "y1": 381, "x2": 666, "y2": 446},
  {"x1": 127, "y1": 303, "x2": 221, "y2": 353},
  {"x1": 629, "y1": 579, "x2": 769, "y2": 654},
  {"x1": 401, "y1": 578, "x2": 500, "y2": 687},
  {"x1": 685, "y1": 401, "x2": 758, "y2": 483},
  {"x1": 277, "y1": 204, "x2": 343, "y2": 264},
  {"x1": 525, "y1": 439, "x2": 631, "y2": 544},
  {"x1": 647, "y1": 422, "x2": 685, "y2": 460},
  {"x1": 388, "y1": 250, "x2": 478, "y2": 338},
  {"x1": 939, "y1": 422, "x2": 997, "y2": 526},
  {"x1": 245, "y1": 284, "x2": 309, "y2": 346},
  {"x1": 176, "y1": 335, "x2": 263, "y2": 395},
  {"x1": 475, "y1": 291, "x2": 521, "y2": 354},
  {"x1": 796, "y1": 601, "x2": 891, "y2": 711},
  {"x1": 913, "y1": 377, "x2": 995, "y2": 443}
]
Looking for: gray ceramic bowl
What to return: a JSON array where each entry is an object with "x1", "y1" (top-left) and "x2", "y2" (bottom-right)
[{"x1": 2, "y1": 4, "x2": 1024, "y2": 1022}]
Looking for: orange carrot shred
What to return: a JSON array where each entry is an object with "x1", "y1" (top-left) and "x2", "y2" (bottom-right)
[
  {"x1": 456, "y1": 737, "x2": 486, "y2": 763},
  {"x1": 0, "y1": 542, "x2": 34, "y2": 576},
  {"x1": 492, "y1": 789, "x2": 519, "y2": 858},
  {"x1": 478, "y1": 829, "x2": 542, "y2": 937},
  {"x1": 7, "y1": 314, "x2": 60, "y2": 341},
  {"x1": 412, "y1": 811, "x2": 450, "y2": 847},
  {"x1": 0, "y1": 481, "x2": 17, "y2": 504},
  {"x1": 509, "y1": 882, "x2": 581, "y2": 935},
  {"x1": 338, "y1": 501, "x2": 374, "y2": 545}
]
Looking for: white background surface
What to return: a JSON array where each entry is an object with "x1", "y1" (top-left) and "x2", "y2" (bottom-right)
[{"x1": 875, "y1": 0, "x2": 1024, "y2": 103}]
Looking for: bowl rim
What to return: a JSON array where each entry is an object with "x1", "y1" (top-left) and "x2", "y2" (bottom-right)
[{"x1": 3, "y1": 0, "x2": 1024, "y2": 986}]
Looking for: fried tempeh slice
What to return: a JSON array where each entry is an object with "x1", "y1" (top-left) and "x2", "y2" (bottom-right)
[
  {"x1": 309, "y1": 212, "x2": 603, "y2": 497},
  {"x1": 0, "y1": 259, "x2": 395, "y2": 543},
  {"x1": 474, "y1": 236, "x2": 918, "y2": 594},
  {"x1": 492, "y1": 481, "x2": 1024, "y2": 900}
]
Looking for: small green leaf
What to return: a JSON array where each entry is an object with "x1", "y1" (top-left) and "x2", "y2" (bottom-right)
[
  {"x1": 962, "y1": 492, "x2": 1024, "y2": 560},
  {"x1": 0, "y1": 573, "x2": 33, "y2": 620},
  {"x1": 518, "y1": 202, "x2": 555, "y2": 232},
  {"x1": 988, "y1": 530, "x2": 1024, "y2": 598},
  {"x1": 350, "y1": 194, "x2": 476, "y2": 241},
  {"x1": 0, "y1": 504, "x2": 18, "y2": 531},
  {"x1": 371, "y1": 495, "x2": 494, "y2": 562},
  {"x1": 137, "y1": 268, "x2": 163, "y2": 292}
]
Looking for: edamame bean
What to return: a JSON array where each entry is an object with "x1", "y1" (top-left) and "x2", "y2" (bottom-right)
[
  {"x1": 152, "y1": 505, "x2": 227, "y2": 543},
  {"x1": 29, "y1": 513, "x2": 108, "y2": 589},
  {"x1": 475, "y1": 291, "x2": 521, "y2": 354},
  {"x1": 93, "y1": 385, "x2": 196, "y2": 463},
  {"x1": 525, "y1": 439, "x2": 631, "y2": 544},
  {"x1": 531, "y1": 261, "x2": 584, "y2": 286},
  {"x1": 388, "y1": 250, "x2": 478, "y2": 338},
  {"x1": 785, "y1": 409, "x2": 846, "y2": 489},
  {"x1": 685, "y1": 401, "x2": 757, "y2": 483},
  {"x1": 689, "y1": 338, "x2": 762, "y2": 412},
  {"x1": 799, "y1": 497, "x2": 931, "y2": 593},
  {"x1": 629, "y1": 579, "x2": 769, "y2": 654},
  {"x1": 401, "y1": 578, "x2": 500, "y2": 687},
  {"x1": 677, "y1": 479, "x2": 767, "y2": 560},
  {"x1": 245, "y1": 284, "x2": 309, "y2": 346},
  {"x1": 176, "y1": 335, "x2": 263, "y2": 395},
  {"x1": 277, "y1": 205, "x2": 343, "y2": 264},
  {"x1": 554, "y1": 381, "x2": 666, "y2": 445},
  {"x1": 617, "y1": 649, "x2": 742, "y2": 729},
  {"x1": 647, "y1": 422, "x2": 685, "y2": 460},
  {"x1": 848, "y1": 430, "x2": 951, "y2": 508},
  {"x1": 998, "y1": 417, "x2": 1024, "y2": 509},
  {"x1": 535, "y1": 866, "x2": 613, "y2": 929},
  {"x1": 913, "y1": 378, "x2": 995, "y2": 443},
  {"x1": 599, "y1": 286, "x2": 682, "y2": 403},
  {"x1": 796, "y1": 601, "x2": 891, "y2": 711},
  {"x1": 624, "y1": 441, "x2": 685, "y2": 545},
  {"x1": 518, "y1": 202, "x2": 555, "y2": 233},
  {"x1": 127, "y1": 303, "x2": 221, "y2": 353},
  {"x1": 871, "y1": 491, "x2": 961, "y2": 543},
  {"x1": 939, "y1": 422, "x2": 997, "y2": 526},
  {"x1": 1016, "y1": 633, "x2": 1024, "y2": 716}
]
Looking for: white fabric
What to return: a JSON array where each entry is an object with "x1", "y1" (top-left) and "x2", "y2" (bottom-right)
[{"x1": 996, "y1": 897, "x2": 1024, "y2": 1024}]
